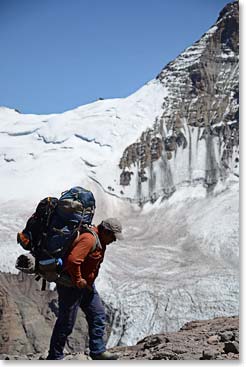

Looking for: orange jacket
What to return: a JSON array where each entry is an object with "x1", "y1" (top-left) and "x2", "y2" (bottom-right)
[{"x1": 64, "y1": 227, "x2": 106, "y2": 287}]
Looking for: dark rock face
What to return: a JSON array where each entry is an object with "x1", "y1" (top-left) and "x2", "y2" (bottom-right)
[
  {"x1": 119, "y1": 1, "x2": 239, "y2": 204},
  {"x1": 0, "y1": 272, "x2": 89, "y2": 356}
]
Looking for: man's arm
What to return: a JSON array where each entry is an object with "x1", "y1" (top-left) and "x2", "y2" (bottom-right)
[{"x1": 65, "y1": 232, "x2": 95, "y2": 288}]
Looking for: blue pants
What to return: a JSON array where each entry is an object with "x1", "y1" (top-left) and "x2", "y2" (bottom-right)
[{"x1": 47, "y1": 284, "x2": 106, "y2": 360}]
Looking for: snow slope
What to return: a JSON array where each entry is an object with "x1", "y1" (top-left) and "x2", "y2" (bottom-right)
[{"x1": 0, "y1": 79, "x2": 166, "y2": 202}]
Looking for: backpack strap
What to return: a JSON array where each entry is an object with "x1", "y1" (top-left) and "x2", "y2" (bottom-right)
[
  {"x1": 41, "y1": 279, "x2": 47, "y2": 291},
  {"x1": 79, "y1": 225, "x2": 102, "y2": 253}
]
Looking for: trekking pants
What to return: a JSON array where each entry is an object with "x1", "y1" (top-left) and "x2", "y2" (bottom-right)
[{"x1": 47, "y1": 283, "x2": 106, "y2": 360}]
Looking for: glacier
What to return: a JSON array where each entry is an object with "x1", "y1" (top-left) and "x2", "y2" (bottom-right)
[{"x1": 0, "y1": 97, "x2": 239, "y2": 346}]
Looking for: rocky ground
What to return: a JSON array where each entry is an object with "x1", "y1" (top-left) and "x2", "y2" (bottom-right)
[
  {"x1": 112, "y1": 316, "x2": 239, "y2": 360},
  {"x1": 0, "y1": 316, "x2": 239, "y2": 360},
  {"x1": 0, "y1": 271, "x2": 239, "y2": 360}
]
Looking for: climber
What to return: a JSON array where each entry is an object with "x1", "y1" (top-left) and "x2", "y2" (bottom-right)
[{"x1": 46, "y1": 218, "x2": 124, "y2": 360}]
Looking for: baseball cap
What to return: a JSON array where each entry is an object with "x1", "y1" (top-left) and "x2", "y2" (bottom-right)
[{"x1": 101, "y1": 218, "x2": 124, "y2": 240}]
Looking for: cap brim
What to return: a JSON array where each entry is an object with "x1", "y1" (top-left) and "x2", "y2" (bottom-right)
[{"x1": 115, "y1": 232, "x2": 124, "y2": 240}]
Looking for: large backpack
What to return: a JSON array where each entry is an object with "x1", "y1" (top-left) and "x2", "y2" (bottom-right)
[{"x1": 16, "y1": 186, "x2": 99, "y2": 289}]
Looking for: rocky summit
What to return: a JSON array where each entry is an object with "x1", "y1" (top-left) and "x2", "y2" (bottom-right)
[{"x1": 120, "y1": 1, "x2": 239, "y2": 204}]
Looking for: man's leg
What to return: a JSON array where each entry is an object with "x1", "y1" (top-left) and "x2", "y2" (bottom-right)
[
  {"x1": 80, "y1": 286, "x2": 106, "y2": 356},
  {"x1": 47, "y1": 284, "x2": 83, "y2": 360}
]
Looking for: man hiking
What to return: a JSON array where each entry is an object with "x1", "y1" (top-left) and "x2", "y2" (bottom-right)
[{"x1": 46, "y1": 218, "x2": 123, "y2": 360}]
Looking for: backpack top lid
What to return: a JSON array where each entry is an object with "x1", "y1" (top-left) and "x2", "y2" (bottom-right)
[
  {"x1": 59, "y1": 186, "x2": 95, "y2": 209},
  {"x1": 57, "y1": 186, "x2": 96, "y2": 225}
]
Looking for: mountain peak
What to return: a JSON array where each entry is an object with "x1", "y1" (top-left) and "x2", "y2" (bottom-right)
[
  {"x1": 0, "y1": 2, "x2": 239, "y2": 205},
  {"x1": 217, "y1": 1, "x2": 239, "y2": 22},
  {"x1": 119, "y1": 1, "x2": 239, "y2": 204},
  {"x1": 216, "y1": 1, "x2": 239, "y2": 53}
]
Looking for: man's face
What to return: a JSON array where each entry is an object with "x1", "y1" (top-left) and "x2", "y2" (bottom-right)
[{"x1": 102, "y1": 229, "x2": 116, "y2": 245}]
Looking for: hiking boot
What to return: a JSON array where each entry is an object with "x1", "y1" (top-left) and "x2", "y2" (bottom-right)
[{"x1": 90, "y1": 351, "x2": 119, "y2": 360}]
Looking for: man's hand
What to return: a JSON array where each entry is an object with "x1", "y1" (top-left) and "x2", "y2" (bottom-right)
[{"x1": 76, "y1": 278, "x2": 87, "y2": 289}]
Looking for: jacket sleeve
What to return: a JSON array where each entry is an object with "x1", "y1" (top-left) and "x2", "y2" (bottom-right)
[{"x1": 65, "y1": 233, "x2": 95, "y2": 285}]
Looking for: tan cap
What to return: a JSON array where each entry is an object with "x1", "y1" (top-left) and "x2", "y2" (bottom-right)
[{"x1": 101, "y1": 218, "x2": 124, "y2": 240}]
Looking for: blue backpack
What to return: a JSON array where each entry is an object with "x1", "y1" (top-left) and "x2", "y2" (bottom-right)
[
  {"x1": 16, "y1": 186, "x2": 98, "y2": 288},
  {"x1": 44, "y1": 186, "x2": 96, "y2": 258}
]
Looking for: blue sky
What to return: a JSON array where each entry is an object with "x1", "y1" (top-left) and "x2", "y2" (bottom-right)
[{"x1": 0, "y1": 0, "x2": 231, "y2": 114}]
